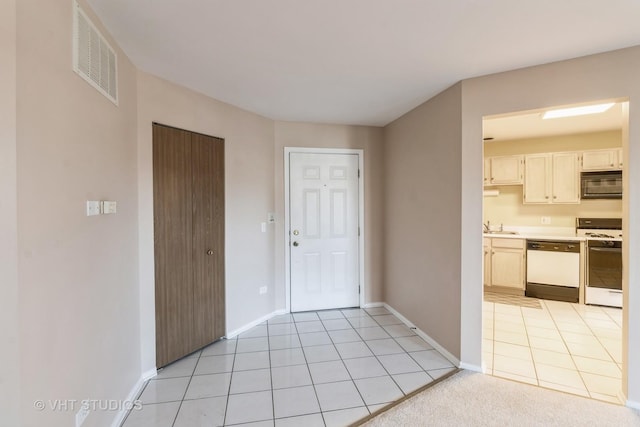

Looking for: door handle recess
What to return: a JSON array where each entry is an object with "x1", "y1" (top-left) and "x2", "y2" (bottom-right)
[
  {"x1": 292, "y1": 241, "x2": 299, "y2": 247},
  {"x1": 207, "y1": 250, "x2": 214, "y2": 255}
]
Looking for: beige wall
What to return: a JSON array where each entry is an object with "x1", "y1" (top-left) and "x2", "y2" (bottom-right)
[
  {"x1": 0, "y1": 0, "x2": 20, "y2": 425},
  {"x1": 484, "y1": 186, "x2": 622, "y2": 227},
  {"x1": 383, "y1": 83, "x2": 463, "y2": 359},
  {"x1": 461, "y1": 46, "x2": 640, "y2": 404},
  {"x1": 137, "y1": 72, "x2": 277, "y2": 372},
  {"x1": 484, "y1": 130, "x2": 622, "y2": 156},
  {"x1": 16, "y1": 1, "x2": 140, "y2": 426},
  {"x1": 484, "y1": 131, "x2": 623, "y2": 227},
  {"x1": 273, "y1": 122, "x2": 385, "y2": 307}
]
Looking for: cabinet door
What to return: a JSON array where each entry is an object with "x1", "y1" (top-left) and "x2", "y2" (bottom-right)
[
  {"x1": 483, "y1": 239, "x2": 491, "y2": 287},
  {"x1": 491, "y1": 248, "x2": 524, "y2": 289},
  {"x1": 483, "y1": 158, "x2": 491, "y2": 186},
  {"x1": 582, "y1": 149, "x2": 617, "y2": 171},
  {"x1": 490, "y1": 155, "x2": 523, "y2": 185},
  {"x1": 617, "y1": 148, "x2": 623, "y2": 169},
  {"x1": 523, "y1": 154, "x2": 550, "y2": 203},
  {"x1": 552, "y1": 152, "x2": 580, "y2": 203}
]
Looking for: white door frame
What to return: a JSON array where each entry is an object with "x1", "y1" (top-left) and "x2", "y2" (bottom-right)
[{"x1": 284, "y1": 147, "x2": 365, "y2": 312}]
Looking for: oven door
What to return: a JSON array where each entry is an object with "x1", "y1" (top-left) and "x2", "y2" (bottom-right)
[{"x1": 587, "y1": 241, "x2": 622, "y2": 290}]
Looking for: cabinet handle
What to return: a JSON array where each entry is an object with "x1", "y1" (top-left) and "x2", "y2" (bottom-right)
[
  {"x1": 553, "y1": 195, "x2": 557, "y2": 199},
  {"x1": 545, "y1": 196, "x2": 549, "y2": 199},
  {"x1": 611, "y1": 163, "x2": 614, "y2": 167}
]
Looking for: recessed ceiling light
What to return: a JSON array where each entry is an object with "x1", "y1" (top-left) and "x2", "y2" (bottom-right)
[{"x1": 542, "y1": 103, "x2": 615, "y2": 119}]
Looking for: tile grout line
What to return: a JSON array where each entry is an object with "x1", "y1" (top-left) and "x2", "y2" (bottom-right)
[
  {"x1": 296, "y1": 312, "x2": 328, "y2": 427},
  {"x1": 170, "y1": 348, "x2": 202, "y2": 427},
  {"x1": 568, "y1": 302, "x2": 623, "y2": 403},
  {"x1": 221, "y1": 338, "x2": 239, "y2": 426}
]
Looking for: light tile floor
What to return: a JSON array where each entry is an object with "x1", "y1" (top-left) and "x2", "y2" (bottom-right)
[
  {"x1": 483, "y1": 297, "x2": 623, "y2": 404},
  {"x1": 122, "y1": 307, "x2": 456, "y2": 427}
]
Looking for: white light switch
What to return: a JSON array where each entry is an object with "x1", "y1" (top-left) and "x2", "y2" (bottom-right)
[
  {"x1": 541, "y1": 216, "x2": 551, "y2": 225},
  {"x1": 86, "y1": 201, "x2": 101, "y2": 216},
  {"x1": 101, "y1": 201, "x2": 117, "y2": 214}
]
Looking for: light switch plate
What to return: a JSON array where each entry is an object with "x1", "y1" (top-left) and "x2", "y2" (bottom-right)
[
  {"x1": 267, "y1": 212, "x2": 275, "y2": 223},
  {"x1": 541, "y1": 216, "x2": 551, "y2": 224},
  {"x1": 86, "y1": 201, "x2": 101, "y2": 216},
  {"x1": 101, "y1": 201, "x2": 117, "y2": 214}
]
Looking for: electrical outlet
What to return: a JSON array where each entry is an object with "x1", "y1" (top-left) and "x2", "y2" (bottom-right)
[
  {"x1": 267, "y1": 212, "x2": 276, "y2": 223},
  {"x1": 259, "y1": 286, "x2": 268, "y2": 295},
  {"x1": 75, "y1": 401, "x2": 89, "y2": 427},
  {"x1": 541, "y1": 216, "x2": 551, "y2": 225}
]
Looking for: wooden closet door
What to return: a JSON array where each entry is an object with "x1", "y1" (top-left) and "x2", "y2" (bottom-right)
[
  {"x1": 153, "y1": 124, "x2": 195, "y2": 367},
  {"x1": 153, "y1": 123, "x2": 226, "y2": 368},
  {"x1": 191, "y1": 133, "x2": 226, "y2": 348}
]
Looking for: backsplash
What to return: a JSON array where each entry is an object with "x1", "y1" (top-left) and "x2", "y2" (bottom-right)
[{"x1": 483, "y1": 185, "x2": 622, "y2": 228}]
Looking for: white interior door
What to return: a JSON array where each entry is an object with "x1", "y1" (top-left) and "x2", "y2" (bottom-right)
[{"x1": 289, "y1": 152, "x2": 360, "y2": 312}]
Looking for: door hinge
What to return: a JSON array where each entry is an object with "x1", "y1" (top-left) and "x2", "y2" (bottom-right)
[
  {"x1": 358, "y1": 285, "x2": 361, "y2": 294},
  {"x1": 358, "y1": 227, "x2": 360, "y2": 236},
  {"x1": 358, "y1": 169, "x2": 360, "y2": 178}
]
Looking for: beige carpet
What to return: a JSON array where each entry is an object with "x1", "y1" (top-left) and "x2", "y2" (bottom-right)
[{"x1": 361, "y1": 370, "x2": 640, "y2": 427}]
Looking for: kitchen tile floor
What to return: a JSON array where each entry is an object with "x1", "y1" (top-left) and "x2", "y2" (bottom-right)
[
  {"x1": 122, "y1": 307, "x2": 456, "y2": 427},
  {"x1": 483, "y1": 296, "x2": 623, "y2": 404}
]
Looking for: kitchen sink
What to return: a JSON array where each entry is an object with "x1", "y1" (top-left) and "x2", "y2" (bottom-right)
[{"x1": 484, "y1": 230, "x2": 518, "y2": 235}]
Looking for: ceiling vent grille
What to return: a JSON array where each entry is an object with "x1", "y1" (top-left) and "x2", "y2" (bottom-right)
[{"x1": 72, "y1": 1, "x2": 118, "y2": 105}]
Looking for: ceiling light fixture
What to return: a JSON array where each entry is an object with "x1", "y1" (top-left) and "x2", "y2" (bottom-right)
[{"x1": 542, "y1": 103, "x2": 615, "y2": 119}]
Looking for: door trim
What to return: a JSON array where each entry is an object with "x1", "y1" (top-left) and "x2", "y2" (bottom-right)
[{"x1": 284, "y1": 147, "x2": 365, "y2": 312}]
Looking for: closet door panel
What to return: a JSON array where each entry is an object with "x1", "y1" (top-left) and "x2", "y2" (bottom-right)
[{"x1": 153, "y1": 124, "x2": 194, "y2": 368}]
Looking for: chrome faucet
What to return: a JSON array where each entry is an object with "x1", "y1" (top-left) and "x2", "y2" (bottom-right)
[{"x1": 483, "y1": 221, "x2": 490, "y2": 232}]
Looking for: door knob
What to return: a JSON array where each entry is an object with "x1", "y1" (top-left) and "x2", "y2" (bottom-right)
[
  {"x1": 292, "y1": 241, "x2": 299, "y2": 247},
  {"x1": 207, "y1": 250, "x2": 214, "y2": 255}
]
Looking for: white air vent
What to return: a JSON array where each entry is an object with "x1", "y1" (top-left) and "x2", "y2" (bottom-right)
[{"x1": 72, "y1": 1, "x2": 118, "y2": 104}]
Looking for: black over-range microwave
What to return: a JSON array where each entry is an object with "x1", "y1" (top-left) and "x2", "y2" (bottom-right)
[{"x1": 581, "y1": 170, "x2": 622, "y2": 199}]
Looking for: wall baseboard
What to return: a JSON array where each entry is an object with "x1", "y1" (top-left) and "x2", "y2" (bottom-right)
[
  {"x1": 625, "y1": 398, "x2": 639, "y2": 410},
  {"x1": 362, "y1": 302, "x2": 384, "y2": 308},
  {"x1": 382, "y1": 303, "x2": 461, "y2": 368},
  {"x1": 459, "y1": 362, "x2": 482, "y2": 372},
  {"x1": 226, "y1": 309, "x2": 288, "y2": 339},
  {"x1": 110, "y1": 368, "x2": 157, "y2": 427}
]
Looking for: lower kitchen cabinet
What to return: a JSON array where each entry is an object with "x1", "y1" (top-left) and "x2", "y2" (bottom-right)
[{"x1": 485, "y1": 238, "x2": 526, "y2": 294}]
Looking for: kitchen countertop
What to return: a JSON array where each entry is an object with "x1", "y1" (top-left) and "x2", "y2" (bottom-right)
[
  {"x1": 483, "y1": 226, "x2": 622, "y2": 242},
  {"x1": 483, "y1": 232, "x2": 585, "y2": 241}
]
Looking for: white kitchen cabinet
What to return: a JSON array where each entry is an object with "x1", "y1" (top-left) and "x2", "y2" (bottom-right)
[
  {"x1": 552, "y1": 152, "x2": 580, "y2": 203},
  {"x1": 486, "y1": 155, "x2": 523, "y2": 185},
  {"x1": 617, "y1": 148, "x2": 623, "y2": 169},
  {"x1": 483, "y1": 158, "x2": 491, "y2": 186},
  {"x1": 523, "y1": 152, "x2": 580, "y2": 204},
  {"x1": 486, "y1": 238, "x2": 525, "y2": 292},
  {"x1": 483, "y1": 238, "x2": 491, "y2": 287},
  {"x1": 582, "y1": 149, "x2": 621, "y2": 171}
]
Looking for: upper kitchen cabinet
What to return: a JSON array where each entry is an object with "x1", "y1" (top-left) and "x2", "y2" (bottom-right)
[
  {"x1": 581, "y1": 148, "x2": 623, "y2": 171},
  {"x1": 485, "y1": 155, "x2": 524, "y2": 186},
  {"x1": 524, "y1": 152, "x2": 580, "y2": 204}
]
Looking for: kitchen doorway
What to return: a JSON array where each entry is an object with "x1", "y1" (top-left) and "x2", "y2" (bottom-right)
[{"x1": 481, "y1": 100, "x2": 628, "y2": 404}]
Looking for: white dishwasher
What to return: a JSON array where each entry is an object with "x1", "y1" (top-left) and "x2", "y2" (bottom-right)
[{"x1": 525, "y1": 240, "x2": 580, "y2": 303}]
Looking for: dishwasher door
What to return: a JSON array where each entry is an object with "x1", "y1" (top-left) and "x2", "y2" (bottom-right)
[
  {"x1": 526, "y1": 240, "x2": 580, "y2": 302},
  {"x1": 527, "y1": 250, "x2": 580, "y2": 287}
]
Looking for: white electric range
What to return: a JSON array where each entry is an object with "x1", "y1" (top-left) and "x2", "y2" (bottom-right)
[{"x1": 576, "y1": 218, "x2": 622, "y2": 308}]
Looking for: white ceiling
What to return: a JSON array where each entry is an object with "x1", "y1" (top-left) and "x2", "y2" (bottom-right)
[
  {"x1": 87, "y1": 0, "x2": 640, "y2": 126},
  {"x1": 483, "y1": 102, "x2": 624, "y2": 142}
]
